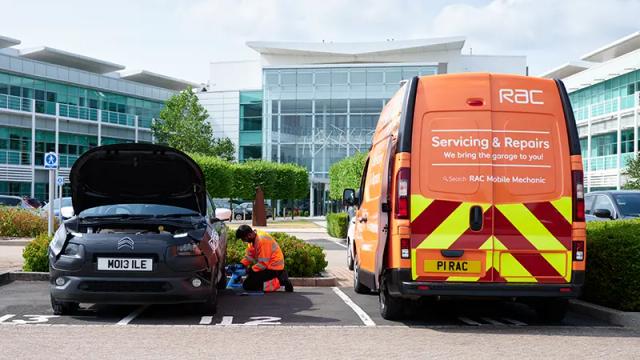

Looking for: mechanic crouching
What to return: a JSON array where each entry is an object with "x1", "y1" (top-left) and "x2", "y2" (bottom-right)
[{"x1": 236, "y1": 225, "x2": 294, "y2": 292}]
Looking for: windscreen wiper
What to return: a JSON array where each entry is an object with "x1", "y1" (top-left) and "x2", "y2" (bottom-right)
[{"x1": 153, "y1": 213, "x2": 200, "y2": 219}]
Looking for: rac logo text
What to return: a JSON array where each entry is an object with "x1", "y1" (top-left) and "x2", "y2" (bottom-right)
[{"x1": 499, "y1": 89, "x2": 544, "y2": 105}]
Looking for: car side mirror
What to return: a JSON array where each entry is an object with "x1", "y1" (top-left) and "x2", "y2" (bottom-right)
[
  {"x1": 343, "y1": 188, "x2": 356, "y2": 206},
  {"x1": 593, "y1": 208, "x2": 613, "y2": 219},
  {"x1": 60, "y1": 206, "x2": 74, "y2": 219},
  {"x1": 215, "y1": 208, "x2": 232, "y2": 222}
]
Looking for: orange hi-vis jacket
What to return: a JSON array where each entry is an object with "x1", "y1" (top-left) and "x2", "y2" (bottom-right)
[{"x1": 240, "y1": 231, "x2": 285, "y2": 272}]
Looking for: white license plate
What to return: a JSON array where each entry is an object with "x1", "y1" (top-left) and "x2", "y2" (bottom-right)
[{"x1": 97, "y1": 258, "x2": 153, "y2": 271}]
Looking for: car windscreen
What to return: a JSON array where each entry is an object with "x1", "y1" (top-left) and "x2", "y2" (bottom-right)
[
  {"x1": 0, "y1": 197, "x2": 21, "y2": 206},
  {"x1": 79, "y1": 204, "x2": 200, "y2": 218},
  {"x1": 613, "y1": 194, "x2": 640, "y2": 217}
]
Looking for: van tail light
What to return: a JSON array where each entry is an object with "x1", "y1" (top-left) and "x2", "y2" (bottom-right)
[
  {"x1": 395, "y1": 167, "x2": 410, "y2": 219},
  {"x1": 573, "y1": 241, "x2": 585, "y2": 261},
  {"x1": 572, "y1": 170, "x2": 585, "y2": 222},
  {"x1": 400, "y1": 238, "x2": 410, "y2": 259}
]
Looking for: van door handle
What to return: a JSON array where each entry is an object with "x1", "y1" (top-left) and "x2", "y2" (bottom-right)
[
  {"x1": 358, "y1": 216, "x2": 368, "y2": 223},
  {"x1": 469, "y1": 205, "x2": 483, "y2": 231}
]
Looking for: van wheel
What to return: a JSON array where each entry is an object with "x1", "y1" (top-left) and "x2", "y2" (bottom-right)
[
  {"x1": 346, "y1": 238, "x2": 354, "y2": 271},
  {"x1": 200, "y1": 274, "x2": 218, "y2": 314},
  {"x1": 534, "y1": 299, "x2": 568, "y2": 322},
  {"x1": 50, "y1": 294, "x2": 78, "y2": 316},
  {"x1": 353, "y1": 255, "x2": 370, "y2": 294},
  {"x1": 379, "y1": 275, "x2": 404, "y2": 320}
]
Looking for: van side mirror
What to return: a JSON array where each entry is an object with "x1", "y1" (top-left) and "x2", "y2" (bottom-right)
[
  {"x1": 343, "y1": 189, "x2": 356, "y2": 206},
  {"x1": 593, "y1": 208, "x2": 613, "y2": 219}
]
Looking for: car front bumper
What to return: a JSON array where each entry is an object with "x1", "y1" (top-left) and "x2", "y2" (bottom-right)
[{"x1": 50, "y1": 274, "x2": 213, "y2": 304}]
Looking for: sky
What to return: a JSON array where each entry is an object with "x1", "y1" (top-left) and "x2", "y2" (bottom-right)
[{"x1": 1, "y1": 0, "x2": 639, "y2": 83}]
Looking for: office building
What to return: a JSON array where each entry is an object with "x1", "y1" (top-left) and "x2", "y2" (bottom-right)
[{"x1": 199, "y1": 37, "x2": 527, "y2": 214}]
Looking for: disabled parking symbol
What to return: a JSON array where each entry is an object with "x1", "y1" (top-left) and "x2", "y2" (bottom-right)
[{"x1": 44, "y1": 152, "x2": 58, "y2": 169}]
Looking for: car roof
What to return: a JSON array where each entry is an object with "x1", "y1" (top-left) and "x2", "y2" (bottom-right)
[{"x1": 587, "y1": 190, "x2": 640, "y2": 195}]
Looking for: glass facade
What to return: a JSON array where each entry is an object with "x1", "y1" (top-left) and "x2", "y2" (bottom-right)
[
  {"x1": 570, "y1": 69, "x2": 640, "y2": 121},
  {"x1": 263, "y1": 65, "x2": 438, "y2": 178},
  {"x1": 239, "y1": 90, "x2": 263, "y2": 162},
  {"x1": 580, "y1": 130, "x2": 637, "y2": 172},
  {"x1": 0, "y1": 71, "x2": 163, "y2": 128}
]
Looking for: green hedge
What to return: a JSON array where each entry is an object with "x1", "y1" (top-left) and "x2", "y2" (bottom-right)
[
  {"x1": 327, "y1": 213, "x2": 349, "y2": 238},
  {"x1": 328, "y1": 151, "x2": 367, "y2": 200},
  {"x1": 584, "y1": 219, "x2": 640, "y2": 311},
  {"x1": 226, "y1": 230, "x2": 327, "y2": 277},
  {"x1": 0, "y1": 207, "x2": 49, "y2": 237},
  {"x1": 22, "y1": 233, "x2": 52, "y2": 272},
  {"x1": 189, "y1": 155, "x2": 309, "y2": 201}
]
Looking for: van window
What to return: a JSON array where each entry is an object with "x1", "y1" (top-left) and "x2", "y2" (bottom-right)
[
  {"x1": 357, "y1": 159, "x2": 370, "y2": 206},
  {"x1": 593, "y1": 195, "x2": 615, "y2": 216}
]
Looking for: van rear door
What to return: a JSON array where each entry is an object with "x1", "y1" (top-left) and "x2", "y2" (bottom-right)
[
  {"x1": 410, "y1": 74, "x2": 496, "y2": 282},
  {"x1": 491, "y1": 75, "x2": 572, "y2": 284},
  {"x1": 410, "y1": 74, "x2": 573, "y2": 285}
]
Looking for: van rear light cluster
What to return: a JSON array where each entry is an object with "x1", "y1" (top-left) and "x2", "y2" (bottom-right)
[
  {"x1": 400, "y1": 238, "x2": 410, "y2": 259},
  {"x1": 572, "y1": 170, "x2": 585, "y2": 222},
  {"x1": 395, "y1": 168, "x2": 410, "y2": 219},
  {"x1": 573, "y1": 241, "x2": 585, "y2": 261}
]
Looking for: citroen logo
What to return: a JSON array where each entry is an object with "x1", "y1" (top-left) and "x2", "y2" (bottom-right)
[{"x1": 117, "y1": 237, "x2": 134, "y2": 250}]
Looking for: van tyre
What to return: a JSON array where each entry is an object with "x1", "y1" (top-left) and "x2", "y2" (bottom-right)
[
  {"x1": 353, "y1": 255, "x2": 370, "y2": 294},
  {"x1": 534, "y1": 298, "x2": 568, "y2": 322},
  {"x1": 379, "y1": 275, "x2": 404, "y2": 320},
  {"x1": 200, "y1": 274, "x2": 218, "y2": 314},
  {"x1": 50, "y1": 295, "x2": 78, "y2": 315}
]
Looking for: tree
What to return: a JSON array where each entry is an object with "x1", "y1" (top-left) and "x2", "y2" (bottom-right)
[
  {"x1": 152, "y1": 86, "x2": 235, "y2": 160},
  {"x1": 328, "y1": 151, "x2": 368, "y2": 200},
  {"x1": 623, "y1": 155, "x2": 640, "y2": 189}
]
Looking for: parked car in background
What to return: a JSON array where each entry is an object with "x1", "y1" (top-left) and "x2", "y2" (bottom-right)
[
  {"x1": 40, "y1": 197, "x2": 74, "y2": 220},
  {"x1": 0, "y1": 195, "x2": 38, "y2": 210},
  {"x1": 585, "y1": 190, "x2": 640, "y2": 221},
  {"x1": 233, "y1": 202, "x2": 273, "y2": 220}
]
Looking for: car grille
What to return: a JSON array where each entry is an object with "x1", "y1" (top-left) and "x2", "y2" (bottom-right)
[{"x1": 78, "y1": 281, "x2": 172, "y2": 293}]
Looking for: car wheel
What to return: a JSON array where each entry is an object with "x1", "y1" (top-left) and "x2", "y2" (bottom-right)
[
  {"x1": 216, "y1": 266, "x2": 228, "y2": 290},
  {"x1": 379, "y1": 273, "x2": 404, "y2": 320},
  {"x1": 234, "y1": 213, "x2": 243, "y2": 221},
  {"x1": 353, "y1": 254, "x2": 370, "y2": 294},
  {"x1": 346, "y1": 237, "x2": 354, "y2": 271},
  {"x1": 50, "y1": 294, "x2": 78, "y2": 315},
  {"x1": 534, "y1": 298, "x2": 568, "y2": 322}
]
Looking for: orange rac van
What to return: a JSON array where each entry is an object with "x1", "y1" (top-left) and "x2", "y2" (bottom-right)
[{"x1": 343, "y1": 73, "x2": 585, "y2": 321}]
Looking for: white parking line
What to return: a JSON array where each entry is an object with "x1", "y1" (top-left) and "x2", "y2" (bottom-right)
[
  {"x1": 502, "y1": 318, "x2": 527, "y2": 326},
  {"x1": 199, "y1": 316, "x2": 213, "y2": 325},
  {"x1": 457, "y1": 316, "x2": 481, "y2": 326},
  {"x1": 331, "y1": 287, "x2": 376, "y2": 327},
  {"x1": 116, "y1": 305, "x2": 148, "y2": 326},
  {"x1": 481, "y1": 317, "x2": 506, "y2": 325},
  {"x1": 324, "y1": 238, "x2": 348, "y2": 248}
]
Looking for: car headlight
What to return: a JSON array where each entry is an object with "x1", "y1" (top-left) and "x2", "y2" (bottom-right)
[
  {"x1": 174, "y1": 243, "x2": 202, "y2": 256},
  {"x1": 62, "y1": 243, "x2": 80, "y2": 257}
]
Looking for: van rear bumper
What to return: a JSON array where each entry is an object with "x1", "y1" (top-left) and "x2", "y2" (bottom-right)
[{"x1": 387, "y1": 269, "x2": 584, "y2": 299}]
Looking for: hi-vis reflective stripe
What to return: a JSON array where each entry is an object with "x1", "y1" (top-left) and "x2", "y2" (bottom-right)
[{"x1": 410, "y1": 195, "x2": 573, "y2": 283}]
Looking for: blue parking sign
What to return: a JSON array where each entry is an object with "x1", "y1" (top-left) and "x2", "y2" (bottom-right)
[{"x1": 44, "y1": 152, "x2": 58, "y2": 169}]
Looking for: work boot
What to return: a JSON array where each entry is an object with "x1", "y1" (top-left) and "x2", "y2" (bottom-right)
[{"x1": 280, "y1": 270, "x2": 294, "y2": 292}]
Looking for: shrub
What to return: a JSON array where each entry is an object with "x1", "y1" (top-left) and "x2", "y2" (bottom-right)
[
  {"x1": 327, "y1": 212, "x2": 349, "y2": 238},
  {"x1": 583, "y1": 219, "x2": 640, "y2": 311},
  {"x1": 0, "y1": 207, "x2": 49, "y2": 237},
  {"x1": 225, "y1": 229, "x2": 327, "y2": 277},
  {"x1": 23, "y1": 233, "x2": 52, "y2": 272}
]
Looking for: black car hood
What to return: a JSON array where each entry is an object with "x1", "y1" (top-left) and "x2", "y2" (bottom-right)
[{"x1": 70, "y1": 143, "x2": 206, "y2": 215}]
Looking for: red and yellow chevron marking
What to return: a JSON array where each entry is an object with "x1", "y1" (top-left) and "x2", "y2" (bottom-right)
[{"x1": 410, "y1": 194, "x2": 573, "y2": 283}]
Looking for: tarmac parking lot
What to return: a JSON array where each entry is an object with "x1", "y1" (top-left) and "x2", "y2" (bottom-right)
[{"x1": 0, "y1": 280, "x2": 616, "y2": 328}]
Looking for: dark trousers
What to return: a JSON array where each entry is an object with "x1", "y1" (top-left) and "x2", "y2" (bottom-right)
[{"x1": 243, "y1": 269, "x2": 283, "y2": 291}]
